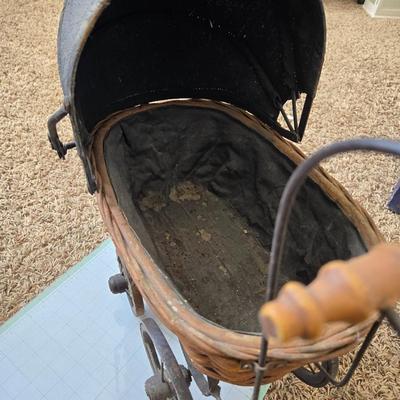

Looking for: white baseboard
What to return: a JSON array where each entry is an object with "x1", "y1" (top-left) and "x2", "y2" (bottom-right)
[{"x1": 364, "y1": 0, "x2": 400, "y2": 18}]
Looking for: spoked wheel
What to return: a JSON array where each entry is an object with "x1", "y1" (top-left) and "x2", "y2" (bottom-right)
[
  {"x1": 108, "y1": 256, "x2": 144, "y2": 316},
  {"x1": 293, "y1": 358, "x2": 339, "y2": 388},
  {"x1": 141, "y1": 318, "x2": 193, "y2": 400}
]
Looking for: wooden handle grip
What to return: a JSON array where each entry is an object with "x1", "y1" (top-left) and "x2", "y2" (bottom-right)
[{"x1": 259, "y1": 244, "x2": 400, "y2": 342}]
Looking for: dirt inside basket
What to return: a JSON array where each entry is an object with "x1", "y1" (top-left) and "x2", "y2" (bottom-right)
[
  {"x1": 138, "y1": 181, "x2": 275, "y2": 332},
  {"x1": 102, "y1": 104, "x2": 367, "y2": 333}
]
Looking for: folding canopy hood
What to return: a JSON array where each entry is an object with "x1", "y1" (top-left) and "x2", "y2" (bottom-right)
[{"x1": 50, "y1": 0, "x2": 326, "y2": 193}]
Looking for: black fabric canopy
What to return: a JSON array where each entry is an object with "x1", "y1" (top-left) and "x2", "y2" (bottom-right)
[{"x1": 55, "y1": 0, "x2": 325, "y2": 192}]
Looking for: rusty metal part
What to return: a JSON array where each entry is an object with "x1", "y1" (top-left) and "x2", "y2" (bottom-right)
[
  {"x1": 181, "y1": 344, "x2": 221, "y2": 400},
  {"x1": 117, "y1": 256, "x2": 144, "y2": 317},
  {"x1": 293, "y1": 358, "x2": 339, "y2": 388},
  {"x1": 108, "y1": 273, "x2": 128, "y2": 294},
  {"x1": 140, "y1": 318, "x2": 193, "y2": 400},
  {"x1": 47, "y1": 103, "x2": 76, "y2": 159}
]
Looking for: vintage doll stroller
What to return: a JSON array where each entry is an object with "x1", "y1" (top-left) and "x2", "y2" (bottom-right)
[{"x1": 48, "y1": 0, "x2": 400, "y2": 398}]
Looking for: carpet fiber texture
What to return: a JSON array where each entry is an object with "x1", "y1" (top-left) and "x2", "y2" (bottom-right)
[{"x1": 0, "y1": 0, "x2": 399, "y2": 398}]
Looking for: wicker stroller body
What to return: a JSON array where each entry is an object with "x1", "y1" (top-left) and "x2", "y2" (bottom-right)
[
  {"x1": 92, "y1": 99, "x2": 380, "y2": 385},
  {"x1": 50, "y1": 0, "x2": 382, "y2": 389}
]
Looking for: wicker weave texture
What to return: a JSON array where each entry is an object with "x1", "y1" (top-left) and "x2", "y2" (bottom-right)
[{"x1": 91, "y1": 100, "x2": 382, "y2": 385}]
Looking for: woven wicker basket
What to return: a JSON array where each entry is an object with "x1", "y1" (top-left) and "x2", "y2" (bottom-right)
[{"x1": 91, "y1": 99, "x2": 381, "y2": 386}]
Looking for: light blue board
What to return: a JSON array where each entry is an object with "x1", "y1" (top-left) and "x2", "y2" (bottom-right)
[{"x1": 0, "y1": 240, "x2": 264, "y2": 400}]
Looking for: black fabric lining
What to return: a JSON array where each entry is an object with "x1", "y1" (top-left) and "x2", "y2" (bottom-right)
[{"x1": 103, "y1": 105, "x2": 366, "y2": 331}]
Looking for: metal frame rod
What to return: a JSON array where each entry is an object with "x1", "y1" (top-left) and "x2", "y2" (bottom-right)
[
  {"x1": 291, "y1": 90, "x2": 299, "y2": 135},
  {"x1": 318, "y1": 316, "x2": 383, "y2": 387},
  {"x1": 279, "y1": 106, "x2": 295, "y2": 134},
  {"x1": 252, "y1": 138, "x2": 400, "y2": 400}
]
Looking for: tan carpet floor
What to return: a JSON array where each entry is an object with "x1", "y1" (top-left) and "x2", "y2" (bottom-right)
[{"x1": 0, "y1": 0, "x2": 399, "y2": 398}]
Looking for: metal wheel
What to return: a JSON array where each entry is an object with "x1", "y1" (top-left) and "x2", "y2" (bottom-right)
[
  {"x1": 108, "y1": 256, "x2": 144, "y2": 316},
  {"x1": 293, "y1": 358, "x2": 339, "y2": 388},
  {"x1": 140, "y1": 318, "x2": 193, "y2": 400}
]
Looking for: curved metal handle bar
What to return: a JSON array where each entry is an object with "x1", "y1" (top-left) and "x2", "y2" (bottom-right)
[
  {"x1": 266, "y1": 138, "x2": 400, "y2": 302},
  {"x1": 252, "y1": 138, "x2": 400, "y2": 400}
]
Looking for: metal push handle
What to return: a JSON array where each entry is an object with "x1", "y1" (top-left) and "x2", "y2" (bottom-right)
[
  {"x1": 252, "y1": 138, "x2": 400, "y2": 400},
  {"x1": 264, "y1": 138, "x2": 400, "y2": 303},
  {"x1": 47, "y1": 103, "x2": 76, "y2": 159},
  {"x1": 259, "y1": 243, "x2": 400, "y2": 342}
]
